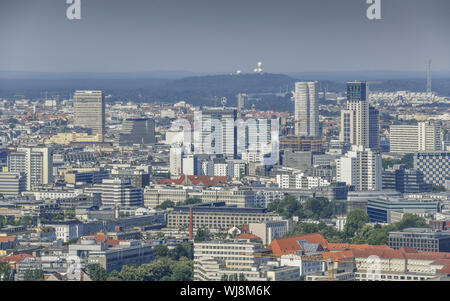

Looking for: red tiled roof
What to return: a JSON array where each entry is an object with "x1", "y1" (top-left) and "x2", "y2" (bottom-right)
[
  {"x1": 0, "y1": 236, "x2": 16, "y2": 243},
  {"x1": 267, "y1": 233, "x2": 328, "y2": 257},
  {"x1": 105, "y1": 239, "x2": 122, "y2": 246},
  {"x1": 0, "y1": 253, "x2": 34, "y2": 263}
]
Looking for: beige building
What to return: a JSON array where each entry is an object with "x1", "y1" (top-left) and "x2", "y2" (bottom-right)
[
  {"x1": 249, "y1": 220, "x2": 292, "y2": 245},
  {"x1": 73, "y1": 90, "x2": 105, "y2": 141},
  {"x1": 167, "y1": 206, "x2": 282, "y2": 231},
  {"x1": 194, "y1": 240, "x2": 299, "y2": 281},
  {"x1": 44, "y1": 132, "x2": 102, "y2": 145},
  {"x1": 390, "y1": 121, "x2": 441, "y2": 154}
]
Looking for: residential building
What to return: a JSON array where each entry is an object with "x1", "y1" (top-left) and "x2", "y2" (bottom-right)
[
  {"x1": 336, "y1": 145, "x2": 382, "y2": 191},
  {"x1": 7, "y1": 147, "x2": 53, "y2": 191}
]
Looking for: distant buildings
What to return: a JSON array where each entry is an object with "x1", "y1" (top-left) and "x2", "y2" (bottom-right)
[
  {"x1": 293, "y1": 82, "x2": 320, "y2": 138},
  {"x1": 336, "y1": 145, "x2": 382, "y2": 191},
  {"x1": 73, "y1": 90, "x2": 105, "y2": 141},
  {"x1": 237, "y1": 93, "x2": 248, "y2": 111}
]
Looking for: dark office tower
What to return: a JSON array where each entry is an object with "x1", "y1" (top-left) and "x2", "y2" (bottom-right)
[
  {"x1": 340, "y1": 82, "x2": 370, "y2": 147},
  {"x1": 369, "y1": 106, "x2": 380, "y2": 150},
  {"x1": 118, "y1": 118, "x2": 156, "y2": 145},
  {"x1": 73, "y1": 90, "x2": 105, "y2": 141}
]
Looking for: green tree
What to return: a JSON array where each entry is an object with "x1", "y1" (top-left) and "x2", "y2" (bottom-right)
[
  {"x1": 137, "y1": 259, "x2": 172, "y2": 281},
  {"x1": 118, "y1": 265, "x2": 142, "y2": 281},
  {"x1": 183, "y1": 198, "x2": 202, "y2": 205},
  {"x1": 169, "y1": 244, "x2": 190, "y2": 260},
  {"x1": 344, "y1": 210, "x2": 369, "y2": 238},
  {"x1": 194, "y1": 228, "x2": 210, "y2": 242},
  {"x1": 106, "y1": 270, "x2": 122, "y2": 281},
  {"x1": 268, "y1": 195, "x2": 304, "y2": 219},
  {"x1": 64, "y1": 207, "x2": 76, "y2": 220},
  {"x1": 153, "y1": 245, "x2": 170, "y2": 259},
  {"x1": 155, "y1": 200, "x2": 175, "y2": 210},
  {"x1": 170, "y1": 258, "x2": 193, "y2": 281},
  {"x1": 396, "y1": 213, "x2": 427, "y2": 230},
  {"x1": 24, "y1": 269, "x2": 44, "y2": 281},
  {"x1": 87, "y1": 264, "x2": 107, "y2": 281},
  {"x1": 303, "y1": 197, "x2": 334, "y2": 219},
  {"x1": 432, "y1": 185, "x2": 446, "y2": 193},
  {"x1": 0, "y1": 262, "x2": 13, "y2": 281}
]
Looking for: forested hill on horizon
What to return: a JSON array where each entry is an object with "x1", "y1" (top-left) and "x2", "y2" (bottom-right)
[{"x1": 0, "y1": 72, "x2": 449, "y2": 109}]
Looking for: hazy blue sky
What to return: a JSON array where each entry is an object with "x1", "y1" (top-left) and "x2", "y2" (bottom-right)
[{"x1": 0, "y1": 0, "x2": 449, "y2": 73}]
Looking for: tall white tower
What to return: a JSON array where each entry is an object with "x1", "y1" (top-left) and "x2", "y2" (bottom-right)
[{"x1": 293, "y1": 81, "x2": 320, "y2": 138}]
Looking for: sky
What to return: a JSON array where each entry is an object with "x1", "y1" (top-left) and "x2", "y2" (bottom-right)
[{"x1": 0, "y1": 0, "x2": 449, "y2": 73}]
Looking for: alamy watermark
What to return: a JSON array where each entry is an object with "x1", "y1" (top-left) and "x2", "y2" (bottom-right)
[
  {"x1": 66, "y1": 0, "x2": 81, "y2": 20},
  {"x1": 66, "y1": 1, "x2": 381, "y2": 21},
  {"x1": 366, "y1": 0, "x2": 381, "y2": 20}
]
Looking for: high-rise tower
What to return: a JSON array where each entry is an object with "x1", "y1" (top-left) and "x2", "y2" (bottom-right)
[
  {"x1": 293, "y1": 81, "x2": 320, "y2": 138},
  {"x1": 73, "y1": 90, "x2": 105, "y2": 141},
  {"x1": 340, "y1": 82, "x2": 370, "y2": 148}
]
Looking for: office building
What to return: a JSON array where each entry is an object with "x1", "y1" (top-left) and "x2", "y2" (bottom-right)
[
  {"x1": 118, "y1": 118, "x2": 156, "y2": 145},
  {"x1": 367, "y1": 199, "x2": 439, "y2": 223},
  {"x1": 388, "y1": 228, "x2": 450, "y2": 252},
  {"x1": 167, "y1": 202, "x2": 282, "y2": 230},
  {"x1": 390, "y1": 121, "x2": 442, "y2": 154},
  {"x1": 169, "y1": 146, "x2": 183, "y2": 178},
  {"x1": 69, "y1": 238, "x2": 154, "y2": 273},
  {"x1": 293, "y1": 82, "x2": 320, "y2": 138},
  {"x1": 111, "y1": 168, "x2": 150, "y2": 188},
  {"x1": 96, "y1": 178, "x2": 144, "y2": 207},
  {"x1": 414, "y1": 152, "x2": 450, "y2": 186},
  {"x1": 368, "y1": 106, "x2": 380, "y2": 150},
  {"x1": 249, "y1": 220, "x2": 292, "y2": 245},
  {"x1": 7, "y1": 147, "x2": 53, "y2": 191},
  {"x1": 73, "y1": 90, "x2": 105, "y2": 140},
  {"x1": 336, "y1": 145, "x2": 382, "y2": 191},
  {"x1": 0, "y1": 172, "x2": 26, "y2": 196},
  {"x1": 194, "y1": 108, "x2": 237, "y2": 158},
  {"x1": 382, "y1": 165, "x2": 432, "y2": 193}
]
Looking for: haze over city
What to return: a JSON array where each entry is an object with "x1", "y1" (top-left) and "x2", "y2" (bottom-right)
[{"x1": 1, "y1": 0, "x2": 450, "y2": 73}]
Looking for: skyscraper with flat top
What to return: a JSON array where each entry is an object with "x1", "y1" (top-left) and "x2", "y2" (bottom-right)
[
  {"x1": 340, "y1": 82, "x2": 370, "y2": 147},
  {"x1": 73, "y1": 90, "x2": 105, "y2": 141},
  {"x1": 293, "y1": 82, "x2": 320, "y2": 138}
]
